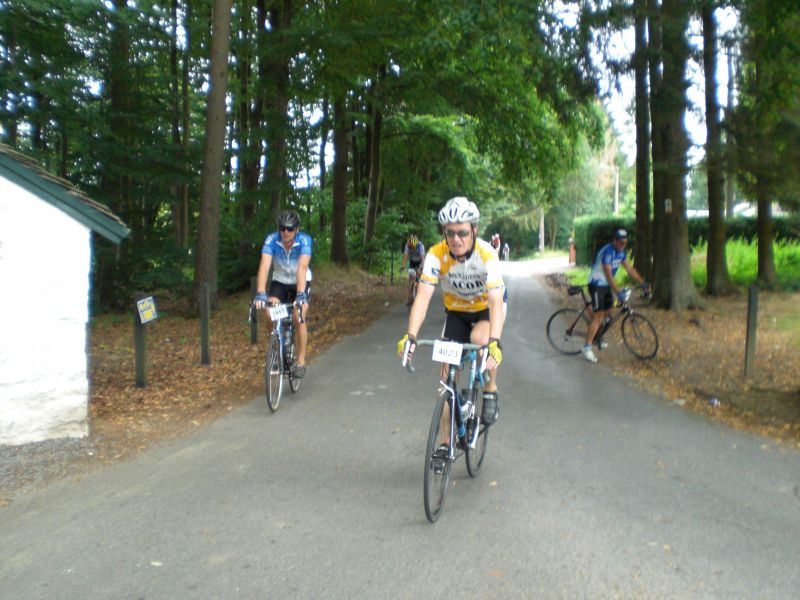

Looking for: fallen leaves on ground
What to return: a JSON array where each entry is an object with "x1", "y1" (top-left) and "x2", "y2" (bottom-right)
[
  {"x1": 544, "y1": 274, "x2": 800, "y2": 447},
  {"x1": 89, "y1": 267, "x2": 404, "y2": 462}
]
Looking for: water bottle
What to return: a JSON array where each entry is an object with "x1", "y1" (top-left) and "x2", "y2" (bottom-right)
[
  {"x1": 458, "y1": 388, "x2": 474, "y2": 437},
  {"x1": 456, "y1": 392, "x2": 467, "y2": 439}
]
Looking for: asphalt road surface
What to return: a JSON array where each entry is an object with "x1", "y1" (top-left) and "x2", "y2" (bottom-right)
[{"x1": 1, "y1": 258, "x2": 798, "y2": 599}]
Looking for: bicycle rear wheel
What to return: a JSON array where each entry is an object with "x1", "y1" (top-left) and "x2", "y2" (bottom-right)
[
  {"x1": 621, "y1": 313, "x2": 659, "y2": 359},
  {"x1": 265, "y1": 335, "x2": 283, "y2": 412},
  {"x1": 424, "y1": 395, "x2": 453, "y2": 523},
  {"x1": 546, "y1": 308, "x2": 590, "y2": 355},
  {"x1": 465, "y1": 384, "x2": 488, "y2": 477}
]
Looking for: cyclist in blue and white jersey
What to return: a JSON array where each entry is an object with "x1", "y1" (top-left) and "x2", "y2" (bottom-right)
[
  {"x1": 254, "y1": 210, "x2": 313, "y2": 378},
  {"x1": 583, "y1": 228, "x2": 646, "y2": 363}
]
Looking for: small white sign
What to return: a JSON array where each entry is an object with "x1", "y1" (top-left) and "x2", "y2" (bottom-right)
[
  {"x1": 431, "y1": 340, "x2": 462, "y2": 365},
  {"x1": 269, "y1": 304, "x2": 289, "y2": 320}
]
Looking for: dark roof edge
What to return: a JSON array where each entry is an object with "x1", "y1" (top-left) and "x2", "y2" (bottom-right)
[{"x1": 0, "y1": 144, "x2": 129, "y2": 244}]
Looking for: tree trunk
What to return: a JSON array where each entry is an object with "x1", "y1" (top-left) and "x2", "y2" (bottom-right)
[
  {"x1": 538, "y1": 208, "x2": 545, "y2": 253},
  {"x1": 651, "y1": 0, "x2": 703, "y2": 310},
  {"x1": 178, "y1": 0, "x2": 192, "y2": 248},
  {"x1": 331, "y1": 95, "x2": 350, "y2": 266},
  {"x1": 363, "y1": 105, "x2": 382, "y2": 245},
  {"x1": 647, "y1": 0, "x2": 666, "y2": 292},
  {"x1": 192, "y1": 0, "x2": 233, "y2": 312},
  {"x1": 634, "y1": 0, "x2": 652, "y2": 281},
  {"x1": 755, "y1": 176, "x2": 776, "y2": 286},
  {"x1": 264, "y1": 0, "x2": 292, "y2": 221},
  {"x1": 170, "y1": 0, "x2": 184, "y2": 246},
  {"x1": 724, "y1": 47, "x2": 736, "y2": 219},
  {"x1": 702, "y1": 2, "x2": 732, "y2": 295},
  {"x1": 318, "y1": 97, "x2": 329, "y2": 231}
]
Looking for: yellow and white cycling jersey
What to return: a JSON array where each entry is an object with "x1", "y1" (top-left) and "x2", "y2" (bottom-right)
[{"x1": 419, "y1": 238, "x2": 505, "y2": 312}]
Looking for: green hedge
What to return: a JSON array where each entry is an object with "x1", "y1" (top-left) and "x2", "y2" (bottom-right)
[{"x1": 573, "y1": 215, "x2": 800, "y2": 266}]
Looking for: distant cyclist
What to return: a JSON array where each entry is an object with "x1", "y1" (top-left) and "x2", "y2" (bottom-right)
[
  {"x1": 254, "y1": 210, "x2": 313, "y2": 378},
  {"x1": 397, "y1": 197, "x2": 505, "y2": 425},
  {"x1": 582, "y1": 228, "x2": 646, "y2": 363},
  {"x1": 401, "y1": 234, "x2": 425, "y2": 307}
]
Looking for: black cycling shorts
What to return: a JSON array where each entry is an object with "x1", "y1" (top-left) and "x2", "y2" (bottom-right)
[
  {"x1": 441, "y1": 308, "x2": 490, "y2": 344},
  {"x1": 409, "y1": 259, "x2": 422, "y2": 270},
  {"x1": 588, "y1": 284, "x2": 613, "y2": 312},
  {"x1": 268, "y1": 280, "x2": 312, "y2": 304}
]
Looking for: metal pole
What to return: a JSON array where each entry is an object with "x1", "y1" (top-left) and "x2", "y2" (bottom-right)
[
  {"x1": 200, "y1": 282, "x2": 211, "y2": 365},
  {"x1": 744, "y1": 285, "x2": 758, "y2": 378},
  {"x1": 390, "y1": 251, "x2": 394, "y2": 286},
  {"x1": 134, "y1": 311, "x2": 147, "y2": 388}
]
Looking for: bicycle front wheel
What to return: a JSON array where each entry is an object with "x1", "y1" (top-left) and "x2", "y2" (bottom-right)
[
  {"x1": 286, "y1": 338, "x2": 300, "y2": 393},
  {"x1": 465, "y1": 385, "x2": 488, "y2": 477},
  {"x1": 621, "y1": 313, "x2": 659, "y2": 359},
  {"x1": 546, "y1": 308, "x2": 590, "y2": 355},
  {"x1": 265, "y1": 335, "x2": 283, "y2": 412},
  {"x1": 424, "y1": 395, "x2": 453, "y2": 523}
]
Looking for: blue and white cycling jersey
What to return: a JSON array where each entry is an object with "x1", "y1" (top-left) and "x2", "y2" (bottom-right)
[
  {"x1": 588, "y1": 243, "x2": 626, "y2": 287},
  {"x1": 262, "y1": 230, "x2": 313, "y2": 285}
]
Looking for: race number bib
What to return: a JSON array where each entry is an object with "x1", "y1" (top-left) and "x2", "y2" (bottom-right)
[
  {"x1": 269, "y1": 304, "x2": 289, "y2": 320},
  {"x1": 432, "y1": 340, "x2": 462, "y2": 366}
]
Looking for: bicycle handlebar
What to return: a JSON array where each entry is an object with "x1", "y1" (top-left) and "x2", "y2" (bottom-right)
[
  {"x1": 250, "y1": 300, "x2": 306, "y2": 324},
  {"x1": 404, "y1": 339, "x2": 486, "y2": 374}
]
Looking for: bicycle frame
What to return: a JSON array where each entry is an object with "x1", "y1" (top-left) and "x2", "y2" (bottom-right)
[
  {"x1": 571, "y1": 285, "x2": 640, "y2": 340},
  {"x1": 406, "y1": 340, "x2": 487, "y2": 451}
]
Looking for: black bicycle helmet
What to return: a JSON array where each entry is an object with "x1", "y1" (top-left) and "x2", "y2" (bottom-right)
[{"x1": 277, "y1": 210, "x2": 300, "y2": 229}]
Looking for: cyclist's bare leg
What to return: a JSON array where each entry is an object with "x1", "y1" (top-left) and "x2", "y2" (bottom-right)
[
  {"x1": 293, "y1": 304, "x2": 308, "y2": 365},
  {"x1": 585, "y1": 309, "x2": 607, "y2": 346},
  {"x1": 470, "y1": 321, "x2": 497, "y2": 393}
]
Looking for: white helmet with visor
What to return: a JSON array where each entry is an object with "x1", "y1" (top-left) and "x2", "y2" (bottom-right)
[{"x1": 437, "y1": 196, "x2": 480, "y2": 225}]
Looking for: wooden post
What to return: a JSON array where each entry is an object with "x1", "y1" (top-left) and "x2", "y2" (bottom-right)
[
  {"x1": 200, "y1": 282, "x2": 211, "y2": 365},
  {"x1": 744, "y1": 285, "x2": 758, "y2": 378},
  {"x1": 250, "y1": 276, "x2": 258, "y2": 345},
  {"x1": 134, "y1": 310, "x2": 147, "y2": 388}
]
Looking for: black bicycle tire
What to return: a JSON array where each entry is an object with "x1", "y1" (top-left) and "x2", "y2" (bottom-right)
[
  {"x1": 286, "y1": 337, "x2": 300, "y2": 393},
  {"x1": 465, "y1": 382, "x2": 488, "y2": 477},
  {"x1": 265, "y1": 335, "x2": 283, "y2": 412},
  {"x1": 424, "y1": 394, "x2": 452, "y2": 523},
  {"x1": 621, "y1": 313, "x2": 659, "y2": 359},
  {"x1": 546, "y1": 308, "x2": 590, "y2": 355}
]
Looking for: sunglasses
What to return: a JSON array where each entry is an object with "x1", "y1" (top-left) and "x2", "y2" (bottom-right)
[
  {"x1": 444, "y1": 228, "x2": 472, "y2": 239},
  {"x1": 280, "y1": 226, "x2": 296, "y2": 232}
]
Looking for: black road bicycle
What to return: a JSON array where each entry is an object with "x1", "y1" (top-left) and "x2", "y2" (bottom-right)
[
  {"x1": 546, "y1": 285, "x2": 659, "y2": 360},
  {"x1": 406, "y1": 339, "x2": 490, "y2": 523},
  {"x1": 250, "y1": 302, "x2": 302, "y2": 412}
]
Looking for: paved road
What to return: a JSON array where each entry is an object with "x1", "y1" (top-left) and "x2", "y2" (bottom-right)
[{"x1": 2, "y1": 259, "x2": 798, "y2": 599}]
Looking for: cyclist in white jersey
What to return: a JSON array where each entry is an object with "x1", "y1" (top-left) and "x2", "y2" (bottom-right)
[{"x1": 397, "y1": 197, "x2": 505, "y2": 425}]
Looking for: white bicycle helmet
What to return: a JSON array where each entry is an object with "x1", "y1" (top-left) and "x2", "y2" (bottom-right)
[{"x1": 437, "y1": 196, "x2": 480, "y2": 225}]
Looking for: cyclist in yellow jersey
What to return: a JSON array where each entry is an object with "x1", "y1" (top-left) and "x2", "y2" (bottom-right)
[{"x1": 397, "y1": 196, "x2": 505, "y2": 424}]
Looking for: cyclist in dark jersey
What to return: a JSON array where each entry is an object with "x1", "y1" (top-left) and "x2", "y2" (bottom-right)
[{"x1": 401, "y1": 234, "x2": 425, "y2": 273}]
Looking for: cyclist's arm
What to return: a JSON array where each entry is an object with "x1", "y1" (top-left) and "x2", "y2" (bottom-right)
[
  {"x1": 602, "y1": 262, "x2": 619, "y2": 295},
  {"x1": 296, "y1": 254, "x2": 310, "y2": 295},
  {"x1": 621, "y1": 259, "x2": 645, "y2": 285},
  {"x1": 487, "y1": 286, "x2": 505, "y2": 341},
  {"x1": 406, "y1": 280, "x2": 435, "y2": 338},
  {"x1": 256, "y1": 252, "x2": 273, "y2": 296},
  {"x1": 400, "y1": 247, "x2": 408, "y2": 270}
]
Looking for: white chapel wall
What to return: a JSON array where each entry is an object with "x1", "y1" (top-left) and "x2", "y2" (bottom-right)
[{"x1": 0, "y1": 178, "x2": 92, "y2": 445}]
